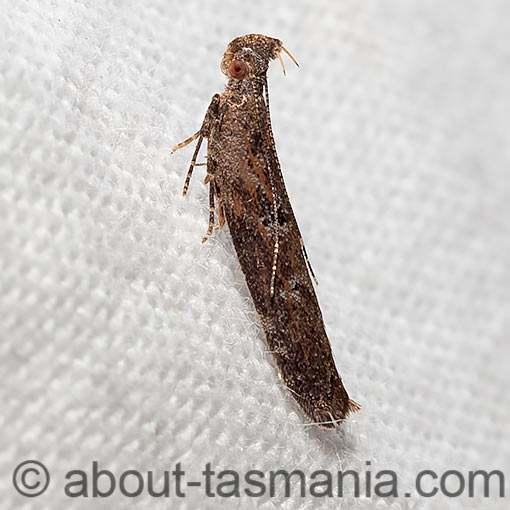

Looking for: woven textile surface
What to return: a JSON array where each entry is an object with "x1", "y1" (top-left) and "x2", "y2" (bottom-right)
[{"x1": 1, "y1": 1, "x2": 509, "y2": 509}]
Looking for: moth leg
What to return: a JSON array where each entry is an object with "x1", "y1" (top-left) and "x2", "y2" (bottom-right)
[
  {"x1": 171, "y1": 131, "x2": 200, "y2": 153},
  {"x1": 171, "y1": 94, "x2": 220, "y2": 196},
  {"x1": 182, "y1": 133, "x2": 204, "y2": 196},
  {"x1": 203, "y1": 176, "x2": 225, "y2": 230},
  {"x1": 300, "y1": 237, "x2": 318, "y2": 285},
  {"x1": 216, "y1": 195, "x2": 226, "y2": 229},
  {"x1": 202, "y1": 183, "x2": 215, "y2": 243}
]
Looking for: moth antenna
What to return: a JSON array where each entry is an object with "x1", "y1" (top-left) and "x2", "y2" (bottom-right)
[
  {"x1": 275, "y1": 50, "x2": 286, "y2": 76},
  {"x1": 300, "y1": 238, "x2": 318, "y2": 285},
  {"x1": 281, "y1": 46, "x2": 299, "y2": 68},
  {"x1": 260, "y1": 77, "x2": 280, "y2": 299},
  {"x1": 270, "y1": 239, "x2": 279, "y2": 297}
]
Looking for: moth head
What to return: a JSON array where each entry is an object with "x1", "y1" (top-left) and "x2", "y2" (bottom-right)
[{"x1": 221, "y1": 33, "x2": 298, "y2": 80}]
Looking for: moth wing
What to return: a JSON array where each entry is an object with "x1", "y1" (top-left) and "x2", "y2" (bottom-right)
[{"x1": 210, "y1": 97, "x2": 357, "y2": 426}]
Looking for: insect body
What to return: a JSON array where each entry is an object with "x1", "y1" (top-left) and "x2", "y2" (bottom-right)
[{"x1": 172, "y1": 34, "x2": 359, "y2": 428}]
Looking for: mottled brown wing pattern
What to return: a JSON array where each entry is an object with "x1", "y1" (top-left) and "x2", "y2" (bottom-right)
[
  {"x1": 173, "y1": 34, "x2": 359, "y2": 428},
  {"x1": 210, "y1": 91, "x2": 356, "y2": 426}
]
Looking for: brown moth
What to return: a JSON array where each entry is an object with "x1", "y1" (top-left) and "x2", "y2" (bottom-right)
[{"x1": 172, "y1": 34, "x2": 360, "y2": 428}]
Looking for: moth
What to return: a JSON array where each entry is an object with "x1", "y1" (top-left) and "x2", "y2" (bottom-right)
[{"x1": 172, "y1": 34, "x2": 360, "y2": 428}]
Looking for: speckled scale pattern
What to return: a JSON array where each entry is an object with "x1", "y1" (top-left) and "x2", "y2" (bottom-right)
[{"x1": 192, "y1": 34, "x2": 358, "y2": 426}]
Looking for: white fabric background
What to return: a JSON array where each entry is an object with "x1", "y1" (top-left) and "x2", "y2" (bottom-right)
[{"x1": 1, "y1": 1, "x2": 509, "y2": 509}]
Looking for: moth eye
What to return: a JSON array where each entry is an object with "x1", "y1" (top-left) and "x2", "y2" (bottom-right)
[{"x1": 229, "y1": 60, "x2": 247, "y2": 80}]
